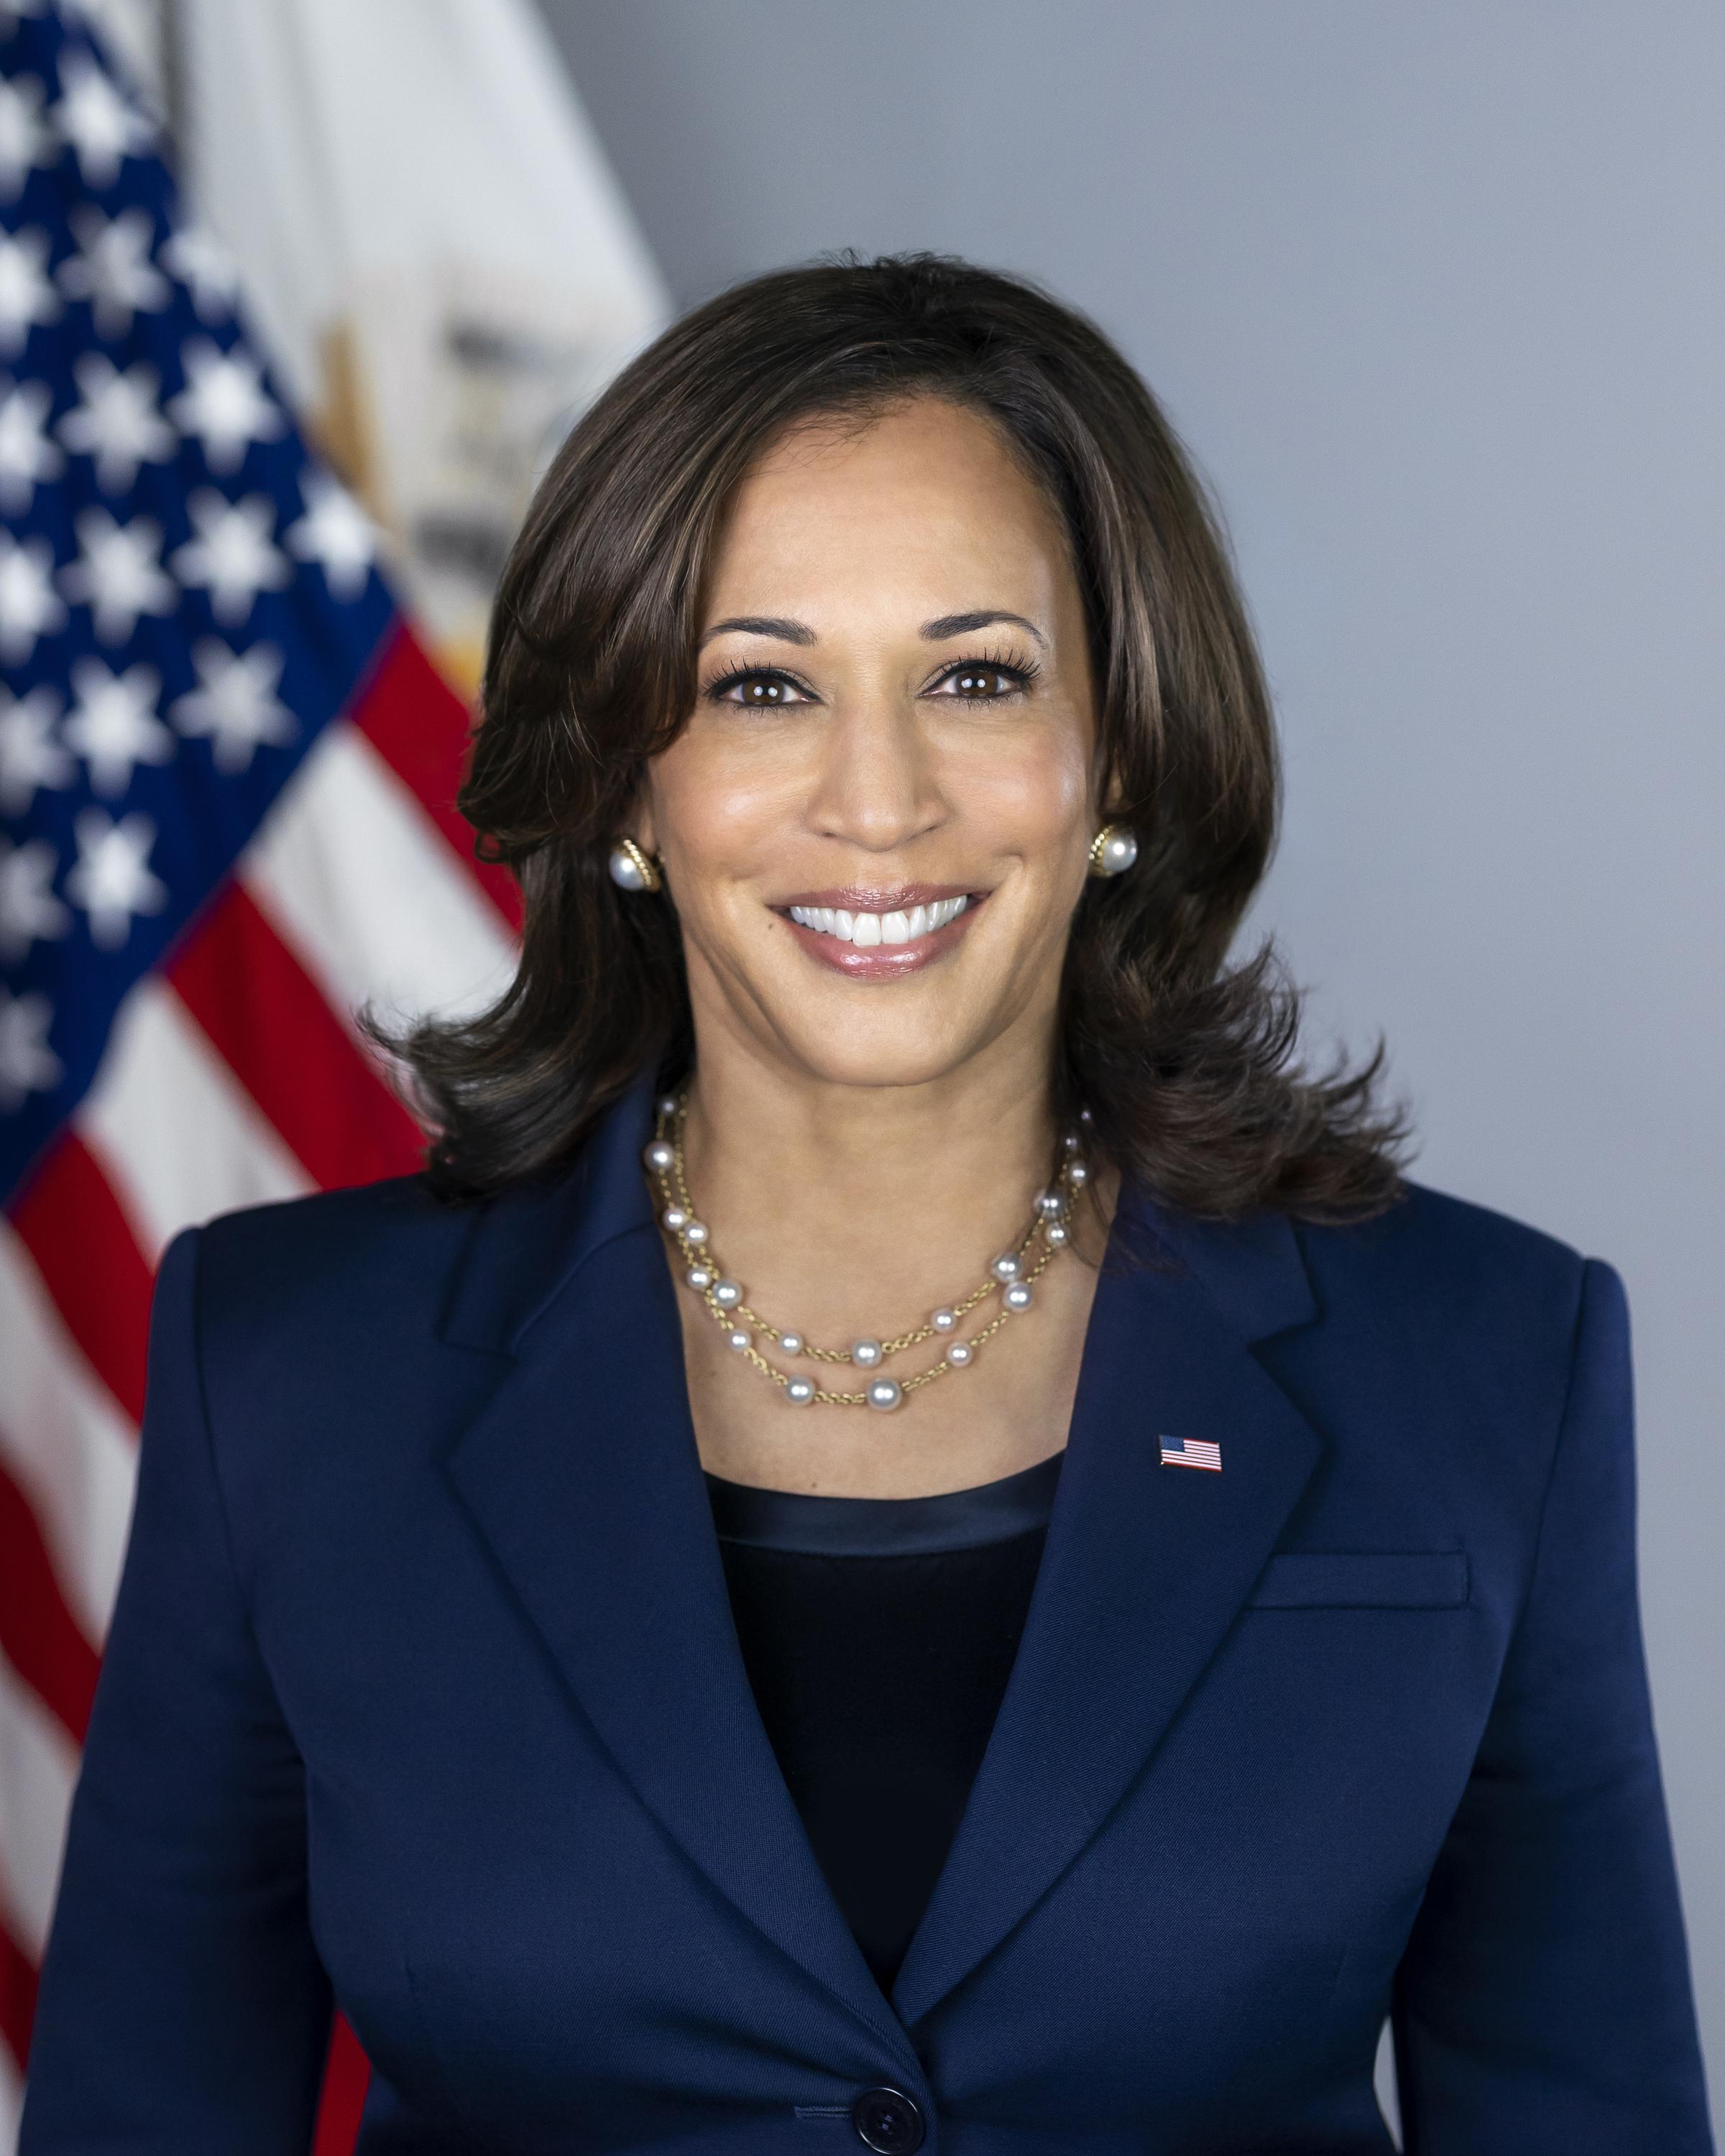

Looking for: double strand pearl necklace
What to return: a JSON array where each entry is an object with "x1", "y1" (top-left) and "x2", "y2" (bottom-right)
[{"x1": 643, "y1": 1088, "x2": 1092, "y2": 1411}]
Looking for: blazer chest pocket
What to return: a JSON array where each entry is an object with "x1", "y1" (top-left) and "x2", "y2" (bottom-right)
[{"x1": 1248, "y1": 1551, "x2": 1471, "y2": 1609}]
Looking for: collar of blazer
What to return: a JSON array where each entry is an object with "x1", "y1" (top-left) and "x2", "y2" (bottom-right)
[{"x1": 437, "y1": 1066, "x2": 1327, "y2": 2048}]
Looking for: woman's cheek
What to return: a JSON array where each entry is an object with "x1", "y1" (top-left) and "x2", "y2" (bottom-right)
[
  {"x1": 658, "y1": 747, "x2": 805, "y2": 877},
  {"x1": 947, "y1": 739, "x2": 1088, "y2": 856}
]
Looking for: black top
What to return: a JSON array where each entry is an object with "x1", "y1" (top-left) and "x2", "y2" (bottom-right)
[{"x1": 704, "y1": 1449, "x2": 1064, "y2": 1993}]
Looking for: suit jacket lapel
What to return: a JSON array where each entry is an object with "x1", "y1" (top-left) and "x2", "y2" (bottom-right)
[
  {"x1": 438, "y1": 1068, "x2": 1327, "y2": 2047},
  {"x1": 888, "y1": 1189, "x2": 1326, "y2": 2027},
  {"x1": 438, "y1": 1070, "x2": 913, "y2": 2060}
]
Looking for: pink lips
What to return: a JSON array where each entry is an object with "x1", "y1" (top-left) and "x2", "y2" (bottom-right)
[{"x1": 772, "y1": 887, "x2": 988, "y2": 981}]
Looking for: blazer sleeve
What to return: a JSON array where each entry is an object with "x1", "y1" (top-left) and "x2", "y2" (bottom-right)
[
  {"x1": 1391, "y1": 1256, "x2": 1714, "y2": 2154},
  {"x1": 19, "y1": 1225, "x2": 335, "y2": 2154}
]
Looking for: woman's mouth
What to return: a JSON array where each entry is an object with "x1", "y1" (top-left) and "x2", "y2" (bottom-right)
[{"x1": 771, "y1": 888, "x2": 987, "y2": 977}]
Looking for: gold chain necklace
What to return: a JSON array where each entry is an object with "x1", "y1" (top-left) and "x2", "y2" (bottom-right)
[{"x1": 643, "y1": 1088, "x2": 1091, "y2": 1410}]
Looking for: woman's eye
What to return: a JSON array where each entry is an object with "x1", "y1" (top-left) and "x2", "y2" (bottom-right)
[
  {"x1": 932, "y1": 665, "x2": 1025, "y2": 701},
  {"x1": 712, "y1": 671, "x2": 809, "y2": 707}
]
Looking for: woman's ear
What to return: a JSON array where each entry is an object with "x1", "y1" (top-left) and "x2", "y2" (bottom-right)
[{"x1": 1090, "y1": 745, "x2": 1126, "y2": 825}]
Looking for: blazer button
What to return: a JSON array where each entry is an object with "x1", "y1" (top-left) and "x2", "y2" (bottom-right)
[{"x1": 850, "y1": 2084, "x2": 925, "y2": 2153}]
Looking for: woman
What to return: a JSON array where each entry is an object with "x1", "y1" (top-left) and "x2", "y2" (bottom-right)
[{"x1": 21, "y1": 256, "x2": 1712, "y2": 2154}]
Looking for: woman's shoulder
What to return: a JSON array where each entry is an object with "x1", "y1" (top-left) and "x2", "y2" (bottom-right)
[
  {"x1": 181, "y1": 1170, "x2": 499, "y2": 1352},
  {"x1": 157, "y1": 1171, "x2": 597, "y2": 1509},
  {"x1": 1285, "y1": 1174, "x2": 1626, "y2": 1414},
  {"x1": 1296, "y1": 1172, "x2": 1611, "y2": 1311},
  {"x1": 197, "y1": 1166, "x2": 466, "y2": 1261}
]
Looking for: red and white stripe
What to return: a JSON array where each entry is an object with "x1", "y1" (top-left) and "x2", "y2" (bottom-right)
[{"x1": 0, "y1": 625, "x2": 520, "y2": 2148}]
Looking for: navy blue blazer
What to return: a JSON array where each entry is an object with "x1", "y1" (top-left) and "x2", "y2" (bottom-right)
[{"x1": 20, "y1": 1064, "x2": 1714, "y2": 2154}]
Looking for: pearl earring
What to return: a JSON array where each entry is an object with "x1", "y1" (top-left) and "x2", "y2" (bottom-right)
[
  {"x1": 607, "y1": 837, "x2": 662, "y2": 893},
  {"x1": 1087, "y1": 823, "x2": 1138, "y2": 878}
]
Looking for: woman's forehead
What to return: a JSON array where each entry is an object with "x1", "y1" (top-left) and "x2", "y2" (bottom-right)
[{"x1": 703, "y1": 399, "x2": 1076, "y2": 630}]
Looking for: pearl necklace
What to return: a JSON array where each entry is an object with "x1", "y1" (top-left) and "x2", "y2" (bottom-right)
[{"x1": 643, "y1": 1088, "x2": 1091, "y2": 1410}]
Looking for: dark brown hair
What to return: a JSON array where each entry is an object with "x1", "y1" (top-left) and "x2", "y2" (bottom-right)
[{"x1": 382, "y1": 252, "x2": 1410, "y2": 1220}]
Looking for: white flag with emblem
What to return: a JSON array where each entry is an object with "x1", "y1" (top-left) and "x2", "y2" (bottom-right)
[{"x1": 172, "y1": 0, "x2": 668, "y2": 692}]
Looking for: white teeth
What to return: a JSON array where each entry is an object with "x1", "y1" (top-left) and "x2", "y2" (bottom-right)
[{"x1": 787, "y1": 893, "x2": 972, "y2": 946}]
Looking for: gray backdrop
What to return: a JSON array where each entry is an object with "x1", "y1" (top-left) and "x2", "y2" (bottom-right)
[{"x1": 539, "y1": 0, "x2": 1724, "y2": 2122}]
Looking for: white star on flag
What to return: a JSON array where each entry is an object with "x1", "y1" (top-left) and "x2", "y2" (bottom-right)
[
  {"x1": 0, "y1": 527, "x2": 67, "y2": 660},
  {"x1": 0, "y1": 983, "x2": 61, "y2": 1110},
  {"x1": 49, "y1": 47, "x2": 154, "y2": 189},
  {"x1": 56, "y1": 203, "x2": 170, "y2": 339},
  {"x1": 64, "y1": 803, "x2": 167, "y2": 948},
  {"x1": 167, "y1": 337, "x2": 286, "y2": 474},
  {"x1": 0, "y1": 831, "x2": 70, "y2": 959},
  {"x1": 59, "y1": 505, "x2": 175, "y2": 642},
  {"x1": 0, "y1": 225, "x2": 60, "y2": 356},
  {"x1": 56, "y1": 352, "x2": 175, "y2": 492},
  {"x1": 63, "y1": 655, "x2": 172, "y2": 795},
  {"x1": 170, "y1": 637, "x2": 295, "y2": 773},
  {"x1": 0, "y1": 70, "x2": 55, "y2": 201},
  {"x1": 159, "y1": 224, "x2": 238, "y2": 323},
  {"x1": 286, "y1": 470, "x2": 377, "y2": 600},
  {"x1": 0, "y1": 373, "x2": 64, "y2": 510},
  {"x1": 170, "y1": 488, "x2": 290, "y2": 625},
  {"x1": 0, "y1": 682, "x2": 70, "y2": 812}
]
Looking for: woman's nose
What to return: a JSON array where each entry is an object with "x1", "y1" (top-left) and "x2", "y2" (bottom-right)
[{"x1": 804, "y1": 696, "x2": 945, "y2": 852}]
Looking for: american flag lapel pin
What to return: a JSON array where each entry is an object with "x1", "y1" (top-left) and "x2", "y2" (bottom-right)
[{"x1": 1159, "y1": 1435, "x2": 1223, "y2": 1473}]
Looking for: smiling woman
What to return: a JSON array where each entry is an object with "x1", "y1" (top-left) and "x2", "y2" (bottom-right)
[
  {"x1": 19, "y1": 255, "x2": 1711, "y2": 2156},
  {"x1": 393, "y1": 257, "x2": 1408, "y2": 1229}
]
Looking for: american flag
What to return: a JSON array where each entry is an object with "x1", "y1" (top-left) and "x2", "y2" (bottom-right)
[
  {"x1": 1159, "y1": 1437, "x2": 1223, "y2": 1473},
  {"x1": 0, "y1": 6, "x2": 518, "y2": 2146}
]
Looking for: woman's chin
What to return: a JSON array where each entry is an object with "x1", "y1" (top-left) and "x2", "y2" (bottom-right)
[
  {"x1": 745, "y1": 977, "x2": 998, "y2": 1092},
  {"x1": 783, "y1": 1025, "x2": 990, "y2": 1093}
]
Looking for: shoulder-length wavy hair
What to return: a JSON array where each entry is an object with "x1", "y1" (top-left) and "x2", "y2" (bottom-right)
[{"x1": 382, "y1": 252, "x2": 1410, "y2": 1220}]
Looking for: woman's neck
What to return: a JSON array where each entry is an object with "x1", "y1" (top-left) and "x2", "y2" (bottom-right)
[
  {"x1": 675, "y1": 1032, "x2": 1079, "y2": 1339},
  {"x1": 663, "y1": 1023, "x2": 1118, "y2": 1495}
]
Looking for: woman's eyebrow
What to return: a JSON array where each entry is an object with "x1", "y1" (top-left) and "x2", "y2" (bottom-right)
[
  {"x1": 699, "y1": 615, "x2": 816, "y2": 648},
  {"x1": 699, "y1": 609, "x2": 1051, "y2": 650},
  {"x1": 921, "y1": 609, "x2": 1049, "y2": 648}
]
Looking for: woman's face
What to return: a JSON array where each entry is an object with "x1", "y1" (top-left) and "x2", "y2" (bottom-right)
[{"x1": 635, "y1": 395, "x2": 1103, "y2": 1092}]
